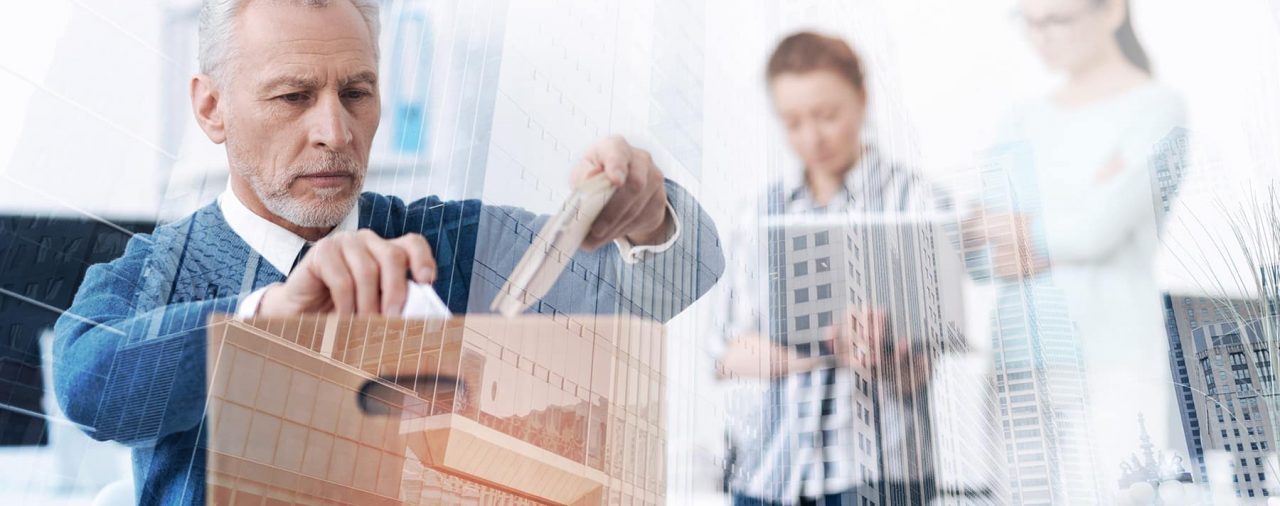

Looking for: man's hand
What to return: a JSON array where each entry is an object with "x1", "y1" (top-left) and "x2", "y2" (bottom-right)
[
  {"x1": 258, "y1": 230, "x2": 437, "y2": 317},
  {"x1": 571, "y1": 135, "x2": 672, "y2": 250}
]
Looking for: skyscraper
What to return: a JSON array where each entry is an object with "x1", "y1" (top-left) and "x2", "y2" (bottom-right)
[
  {"x1": 1165, "y1": 293, "x2": 1279, "y2": 501},
  {"x1": 978, "y1": 141, "x2": 1101, "y2": 505},
  {"x1": 990, "y1": 283, "x2": 1100, "y2": 505}
]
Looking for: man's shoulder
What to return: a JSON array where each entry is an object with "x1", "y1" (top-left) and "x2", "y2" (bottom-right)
[
  {"x1": 357, "y1": 192, "x2": 483, "y2": 237},
  {"x1": 78, "y1": 201, "x2": 247, "y2": 300},
  {"x1": 138, "y1": 202, "x2": 253, "y2": 277},
  {"x1": 119, "y1": 202, "x2": 229, "y2": 255},
  {"x1": 358, "y1": 191, "x2": 443, "y2": 212}
]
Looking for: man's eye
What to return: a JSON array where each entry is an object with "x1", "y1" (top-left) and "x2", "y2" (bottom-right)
[
  {"x1": 342, "y1": 89, "x2": 371, "y2": 100},
  {"x1": 278, "y1": 92, "x2": 309, "y2": 103}
]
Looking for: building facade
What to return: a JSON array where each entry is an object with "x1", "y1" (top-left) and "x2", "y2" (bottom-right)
[
  {"x1": 772, "y1": 218, "x2": 1005, "y2": 505},
  {"x1": 1165, "y1": 293, "x2": 1280, "y2": 501}
]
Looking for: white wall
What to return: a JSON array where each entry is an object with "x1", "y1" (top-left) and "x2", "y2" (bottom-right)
[{"x1": 0, "y1": 0, "x2": 169, "y2": 220}]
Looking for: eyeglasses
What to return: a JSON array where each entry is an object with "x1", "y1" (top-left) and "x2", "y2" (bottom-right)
[{"x1": 1013, "y1": 5, "x2": 1100, "y2": 36}]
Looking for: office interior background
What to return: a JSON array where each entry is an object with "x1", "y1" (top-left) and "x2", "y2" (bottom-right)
[{"x1": 2, "y1": 0, "x2": 1280, "y2": 504}]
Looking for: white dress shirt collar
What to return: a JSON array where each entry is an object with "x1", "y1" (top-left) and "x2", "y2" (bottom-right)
[{"x1": 217, "y1": 185, "x2": 360, "y2": 276}]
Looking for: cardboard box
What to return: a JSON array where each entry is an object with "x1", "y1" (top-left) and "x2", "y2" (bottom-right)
[{"x1": 205, "y1": 314, "x2": 666, "y2": 505}]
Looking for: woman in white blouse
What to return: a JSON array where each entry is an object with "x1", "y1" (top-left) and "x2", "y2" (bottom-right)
[{"x1": 970, "y1": 0, "x2": 1188, "y2": 501}]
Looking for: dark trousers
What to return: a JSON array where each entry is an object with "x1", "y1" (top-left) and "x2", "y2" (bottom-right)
[
  {"x1": 732, "y1": 481, "x2": 946, "y2": 506},
  {"x1": 732, "y1": 489, "x2": 859, "y2": 506}
]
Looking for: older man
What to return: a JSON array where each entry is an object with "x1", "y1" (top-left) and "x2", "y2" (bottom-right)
[{"x1": 52, "y1": 0, "x2": 723, "y2": 503}]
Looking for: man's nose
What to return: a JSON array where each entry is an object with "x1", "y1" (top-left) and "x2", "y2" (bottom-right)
[{"x1": 308, "y1": 94, "x2": 354, "y2": 150}]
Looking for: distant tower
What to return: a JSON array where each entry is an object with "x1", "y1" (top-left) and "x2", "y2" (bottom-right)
[
  {"x1": 979, "y1": 140, "x2": 1100, "y2": 505},
  {"x1": 991, "y1": 283, "x2": 1099, "y2": 505},
  {"x1": 1146, "y1": 126, "x2": 1190, "y2": 218}
]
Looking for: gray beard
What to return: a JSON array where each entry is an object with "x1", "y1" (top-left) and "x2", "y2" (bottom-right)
[
  {"x1": 230, "y1": 150, "x2": 364, "y2": 229},
  {"x1": 248, "y1": 171, "x2": 357, "y2": 228}
]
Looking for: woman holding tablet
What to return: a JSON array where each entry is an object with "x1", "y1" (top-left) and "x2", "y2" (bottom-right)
[{"x1": 715, "y1": 32, "x2": 939, "y2": 506}]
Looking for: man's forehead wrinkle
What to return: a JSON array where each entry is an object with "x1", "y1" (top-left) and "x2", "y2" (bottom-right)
[
  {"x1": 273, "y1": 36, "x2": 370, "y2": 45},
  {"x1": 254, "y1": 42, "x2": 372, "y2": 58},
  {"x1": 255, "y1": 36, "x2": 374, "y2": 57},
  {"x1": 258, "y1": 72, "x2": 325, "y2": 91},
  {"x1": 248, "y1": 45, "x2": 376, "y2": 74},
  {"x1": 256, "y1": 68, "x2": 377, "y2": 92},
  {"x1": 341, "y1": 70, "x2": 378, "y2": 87}
]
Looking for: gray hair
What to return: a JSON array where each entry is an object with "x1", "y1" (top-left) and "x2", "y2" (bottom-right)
[{"x1": 198, "y1": 0, "x2": 381, "y2": 82}]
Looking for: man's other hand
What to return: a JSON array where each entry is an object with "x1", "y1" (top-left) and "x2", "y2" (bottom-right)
[
  {"x1": 571, "y1": 135, "x2": 673, "y2": 250},
  {"x1": 259, "y1": 230, "x2": 437, "y2": 317}
]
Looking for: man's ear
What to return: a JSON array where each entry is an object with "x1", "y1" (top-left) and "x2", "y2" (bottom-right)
[{"x1": 190, "y1": 74, "x2": 227, "y2": 144}]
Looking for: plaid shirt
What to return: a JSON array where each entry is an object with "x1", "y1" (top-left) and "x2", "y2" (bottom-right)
[{"x1": 720, "y1": 148, "x2": 933, "y2": 502}]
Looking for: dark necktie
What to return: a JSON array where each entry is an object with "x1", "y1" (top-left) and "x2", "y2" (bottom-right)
[{"x1": 289, "y1": 242, "x2": 313, "y2": 275}]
